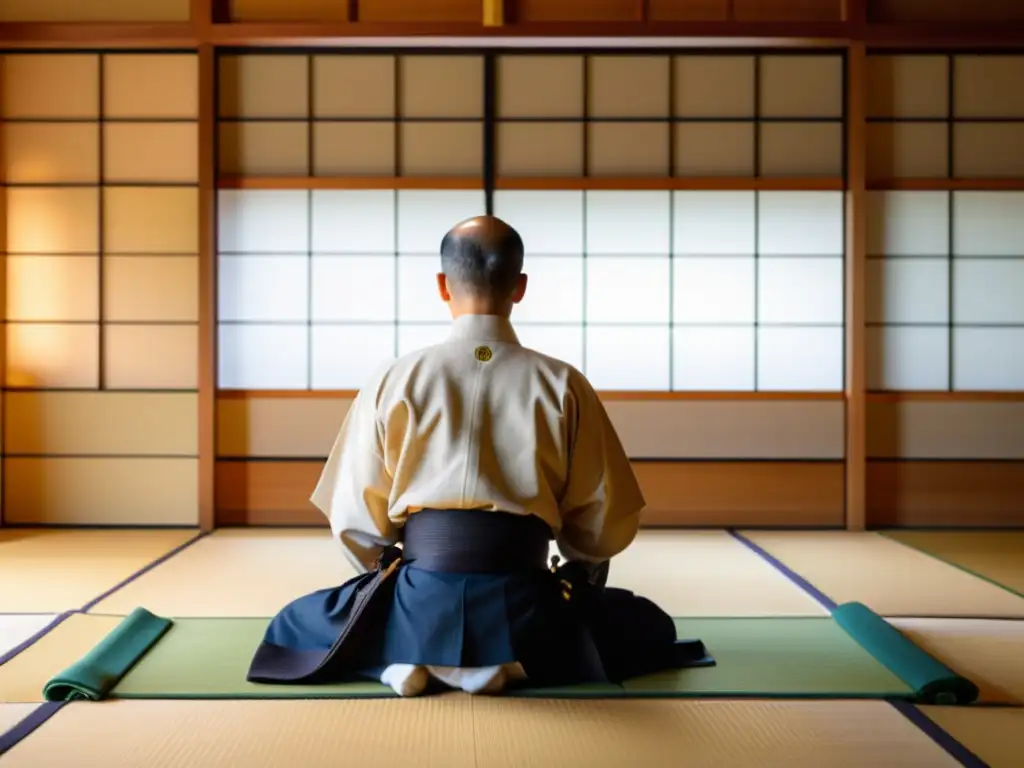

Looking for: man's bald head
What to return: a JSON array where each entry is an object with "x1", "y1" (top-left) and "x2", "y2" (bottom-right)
[{"x1": 440, "y1": 215, "x2": 525, "y2": 301}]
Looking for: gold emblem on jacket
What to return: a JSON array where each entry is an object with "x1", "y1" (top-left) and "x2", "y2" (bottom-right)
[{"x1": 474, "y1": 346, "x2": 493, "y2": 362}]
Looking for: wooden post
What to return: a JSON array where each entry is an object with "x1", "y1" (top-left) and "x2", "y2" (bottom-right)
[
  {"x1": 0, "y1": 57, "x2": 6, "y2": 527},
  {"x1": 483, "y1": 0, "x2": 505, "y2": 27},
  {"x1": 197, "y1": 42, "x2": 217, "y2": 532},
  {"x1": 845, "y1": 41, "x2": 868, "y2": 531}
]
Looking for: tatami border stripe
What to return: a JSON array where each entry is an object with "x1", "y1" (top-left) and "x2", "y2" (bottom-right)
[
  {"x1": 879, "y1": 532, "x2": 1024, "y2": 603},
  {"x1": 727, "y1": 530, "x2": 839, "y2": 611},
  {"x1": 0, "y1": 533, "x2": 206, "y2": 669},
  {"x1": 80, "y1": 531, "x2": 209, "y2": 613},
  {"x1": 0, "y1": 702, "x2": 68, "y2": 758},
  {"x1": 0, "y1": 612, "x2": 75, "y2": 668},
  {"x1": 888, "y1": 700, "x2": 991, "y2": 768},
  {"x1": 728, "y1": 529, "x2": 999, "y2": 768}
]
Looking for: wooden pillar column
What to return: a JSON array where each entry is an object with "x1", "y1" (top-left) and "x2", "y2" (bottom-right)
[
  {"x1": 483, "y1": 0, "x2": 505, "y2": 26},
  {"x1": 845, "y1": 41, "x2": 868, "y2": 531},
  {"x1": 194, "y1": 0, "x2": 217, "y2": 532}
]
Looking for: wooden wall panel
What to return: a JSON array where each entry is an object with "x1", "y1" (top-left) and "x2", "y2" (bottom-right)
[
  {"x1": 5, "y1": 457, "x2": 200, "y2": 525},
  {"x1": 867, "y1": 461, "x2": 1024, "y2": 527},
  {"x1": 732, "y1": 0, "x2": 843, "y2": 22},
  {"x1": 228, "y1": 0, "x2": 482, "y2": 22},
  {"x1": 4, "y1": 392, "x2": 197, "y2": 456},
  {"x1": 647, "y1": 0, "x2": 729, "y2": 21},
  {"x1": 215, "y1": 459, "x2": 846, "y2": 527},
  {"x1": 216, "y1": 395, "x2": 846, "y2": 460},
  {"x1": 228, "y1": 0, "x2": 351, "y2": 21},
  {"x1": 357, "y1": 0, "x2": 482, "y2": 22},
  {"x1": 634, "y1": 462, "x2": 844, "y2": 526},
  {"x1": 510, "y1": 0, "x2": 641, "y2": 23},
  {"x1": 0, "y1": 0, "x2": 189, "y2": 22},
  {"x1": 216, "y1": 460, "x2": 322, "y2": 525},
  {"x1": 867, "y1": 400, "x2": 1024, "y2": 460},
  {"x1": 868, "y1": 0, "x2": 1024, "y2": 22}
]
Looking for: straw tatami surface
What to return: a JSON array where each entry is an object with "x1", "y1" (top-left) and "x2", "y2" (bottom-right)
[{"x1": 1, "y1": 528, "x2": 1021, "y2": 766}]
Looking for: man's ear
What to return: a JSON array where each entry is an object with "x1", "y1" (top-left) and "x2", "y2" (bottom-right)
[
  {"x1": 510, "y1": 273, "x2": 528, "y2": 304},
  {"x1": 437, "y1": 273, "x2": 452, "y2": 302}
]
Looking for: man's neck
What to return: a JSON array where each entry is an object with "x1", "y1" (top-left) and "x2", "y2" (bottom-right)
[{"x1": 449, "y1": 314, "x2": 520, "y2": 344}]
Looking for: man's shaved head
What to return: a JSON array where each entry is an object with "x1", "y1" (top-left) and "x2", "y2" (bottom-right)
[{"x1": 440, "y1": 216, "x2": 525, "y2": 301}]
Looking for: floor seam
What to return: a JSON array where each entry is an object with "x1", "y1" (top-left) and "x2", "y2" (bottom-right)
[
  {"x1": 726, "y1": 529, "x2": 1001, "y2": 768},
  {"x1": 878, "y1": 532, "x2": 1024, "y2": 603},
  {"x1": 0, "y1": 612, "x2": 77, "y2": 668},
  {"x1": 727, "y1": 530, "x2": 839, "y2": 611},
  {"x1": 0, "y1": 701, "x2": 67, "y2": 758},
  {"x1": 80, "y1": 531, "x2": 209, "y2": 613},
  {"x1": 888, "y1": 700, "x2": 992, "y2": 768}
]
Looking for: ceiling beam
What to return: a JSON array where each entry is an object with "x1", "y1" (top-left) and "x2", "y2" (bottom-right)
[{"x1": 1, "y1": 18, "x2": 1022, "y2": 49}]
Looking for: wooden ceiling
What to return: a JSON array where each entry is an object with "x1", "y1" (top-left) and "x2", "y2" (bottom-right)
[{"x1": 0, "y1": 0, "x2": 1022, "y2": 49}]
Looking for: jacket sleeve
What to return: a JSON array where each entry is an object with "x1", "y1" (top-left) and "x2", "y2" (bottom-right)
[
  {"x1": 554, "y1": 375, "x2": 646, "y2": 563},
  {"x1": 310, "y1": 385, "x2": 397, "y2": 573}
]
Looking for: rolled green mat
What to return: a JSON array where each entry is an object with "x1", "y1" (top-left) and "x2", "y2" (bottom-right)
[
  {"x1": 831, "y1": 602, "x2": 979, "y2": 705},
  {"x1": 43, "y1": 608, "x2": 173, "y2": 702}
]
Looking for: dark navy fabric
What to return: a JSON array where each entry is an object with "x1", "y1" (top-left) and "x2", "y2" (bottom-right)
[
  {"x1": 256, "y1": 562, "x2": 702, "y2": 686},
  {"x1": 251, "y1": 508, "x2": 712, "y2": 688}
]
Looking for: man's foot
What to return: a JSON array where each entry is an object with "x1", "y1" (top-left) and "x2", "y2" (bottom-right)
[
  {"x1": 380, "y1": 664, "x2": 430, "y2": 697},
  {"x1": 426, "y1": 665, "x2": 510, "y2": 695}
]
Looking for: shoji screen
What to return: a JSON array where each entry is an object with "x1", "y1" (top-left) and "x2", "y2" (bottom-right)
[
  {"x1": 216, "y1": 54, "x2": 487, "y2": 390},
  {"x1": 866, "y1": 53, "x2": 1024, "y2": 527},
  {"x1": 214, "y1": 51, "x2": 848, "y2": 527},
  {"x1": 2, "y1": 53, "x2": 200, "y2": 525},
  {"x1": 493, "y1": 54, "x2": 846, "y2": 392}
]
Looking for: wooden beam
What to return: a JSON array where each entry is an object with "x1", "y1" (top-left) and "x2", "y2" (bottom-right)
[
  {"x1": 494, "y1": 176, "x2": 845, "y2": 191},
  {"x1": 216, "y1": 389, "x2": 845, "y2": 401},
  {"x1": 863, "y1": 21, "x2": 1024, "y2": 47},
  {"x1": 845, "y1": 41, "x2": 868, "y2": 532},
  {"x1": 0, "y1": 23, "x2": 197, "y2": 48},
  {"x1": 867, "y1": 392, "x2": 1024, "y2": 403},
  {"x1": 868, "y1": 178, "x2": 1024, "y2": 191},
  {"x1": 218, "y1": 176, "x2": 484, "y2": 190},
  {"x1": 191, "y1": 0, "x2": 214, "y2": 33},
  {"x1": 205, "y1": 19, "x2": 848, "y2": 44},
  {"x1": 197, "y1": 43, "x2": 217, "y2": 533},
  {"x1": 483, "y1": 0, "x2": 505, "y2": 27},
  {"x1": 1, "y1": 17, "x2": 1023, "y2": 47},
  {"x1": 842, "y1": 0, "x2": 867, "y2": 26},
  {"x1": 219, "y1": 176, "x2": 845, "y2": 192}
]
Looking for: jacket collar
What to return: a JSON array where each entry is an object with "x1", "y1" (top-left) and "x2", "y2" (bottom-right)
[{"x1": 448, "y1": 314, "x2": 520, "y2": 345}]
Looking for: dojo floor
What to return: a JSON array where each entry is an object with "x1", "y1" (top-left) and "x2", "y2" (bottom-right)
[{"x1": 2, "y1": 528, "x2": 1023, "y2": 767}]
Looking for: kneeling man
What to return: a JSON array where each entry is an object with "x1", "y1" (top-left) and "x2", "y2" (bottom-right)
[{"x1": 248, "y1": 216, "x2": 710, "y2": 696}]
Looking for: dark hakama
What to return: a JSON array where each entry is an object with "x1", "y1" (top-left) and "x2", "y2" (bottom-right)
[{"x1": 248, "y1": 510, "x2": 712, "y2": 689}]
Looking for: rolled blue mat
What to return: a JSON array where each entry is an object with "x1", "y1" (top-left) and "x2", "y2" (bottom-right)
[
  {"x1": 832, "y1": 602, "x2": 979, "y2": 705},
  {"x1": 43, "y1": 608, "x2": 173, "y2": 702}
]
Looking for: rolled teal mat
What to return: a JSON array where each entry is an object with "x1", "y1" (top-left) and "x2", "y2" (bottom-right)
[
  {"x1": 831, "y1": 602, "x2": 979, "y2": 705},
  {"x1": 43, "y1": 608, "x2": 173, "y2": 702}
]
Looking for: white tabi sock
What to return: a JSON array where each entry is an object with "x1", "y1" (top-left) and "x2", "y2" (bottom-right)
[{"x1": 379, "y1": 663, "x2": 429, "y2": 697}]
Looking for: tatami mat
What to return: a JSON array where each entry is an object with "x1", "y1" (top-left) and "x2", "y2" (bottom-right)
[
  {"x1": 604, "y1": 531, "x2": 827, "y2": 616},
  {"x1": 0, "y1": 704, "x2": 37, "y2": 736},
  {"x1": 0, "y1": 698, "x2": 959, "y2": 768},
  {"x1": 889, "y1": 618, "x2": 1024, "y2": 705},
  {"x1": 0, "y1": 615, "x2": 57, "y2": 661},
  {"x1": 740, "y1": 531, "x2": 1024, "y2": 617},
  {"x1": 90, "y1": 530, "x2": 355, "y2": 617},
  {"x1": 919, "y1": 706, "x2": 1024, "y2": 768},
  {"x1": 0, "y1": 614, "x2": 121, "y2": 703},
  {"x1": 92, "y1": 529, "x2": 826, "y2": 618},
  {"x1": 0, "y1": 529, "x2": 199, "y2": 613},
  {"x1": 886, "y1": 531, "x2": 1024, "y2": 597}
]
